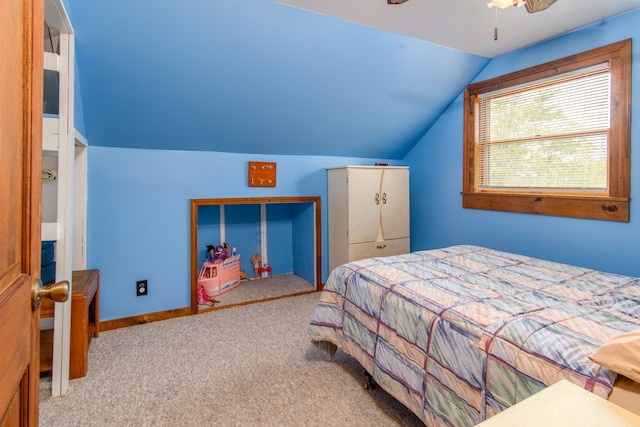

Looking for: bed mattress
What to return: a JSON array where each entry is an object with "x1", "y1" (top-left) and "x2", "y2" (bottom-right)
[{"x1": 307, "y1": 245, "x2": 640, "y2": 426}]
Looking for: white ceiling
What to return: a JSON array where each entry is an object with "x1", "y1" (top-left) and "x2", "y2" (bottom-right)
[{"x1": 273, "y1": 0, "x2": 640, "y2": 58}]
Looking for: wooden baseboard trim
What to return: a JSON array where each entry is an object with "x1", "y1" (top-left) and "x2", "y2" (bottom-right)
[
  {"x1": 99, "y1": 307, "x2": 192, "y2": 332},
  {"x1": 99, "y1": 288, "x2": 323, "y2": 332},
  {"x1": 197, "y1": 289, "x2": 319, "y2": 314}
]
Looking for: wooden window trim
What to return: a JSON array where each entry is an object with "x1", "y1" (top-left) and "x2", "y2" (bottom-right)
[{"x1": 462, "y1": 39, "x2": 631, "y2": 222}]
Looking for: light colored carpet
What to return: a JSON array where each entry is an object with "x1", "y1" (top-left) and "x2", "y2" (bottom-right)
[
  {"x1": 198, "y1": 273, "x2": 315, "y2": 310},
  {"x1": 39, "y1": 292, "x2": 423, "y2": 426}
]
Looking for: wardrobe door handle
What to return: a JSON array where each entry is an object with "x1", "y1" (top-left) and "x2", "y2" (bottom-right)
[
  {"x1": 375, "y1": 193, "x2": 380, "y2": 205},
  {"x1": 376, "y1": 244, "x2": 387, "y2": 249},
  {"x1": 382, "y1": 193, "x2": 387, "y2": 204}
]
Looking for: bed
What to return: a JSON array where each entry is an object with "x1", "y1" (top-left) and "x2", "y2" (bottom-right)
[{"x1": 307, "y1": 245, "x2": 640, "y2": 426}]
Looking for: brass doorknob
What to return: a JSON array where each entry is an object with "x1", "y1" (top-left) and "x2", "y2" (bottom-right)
[{"x1": 32, "y1": 278, "x2": 70, "y2": 310}]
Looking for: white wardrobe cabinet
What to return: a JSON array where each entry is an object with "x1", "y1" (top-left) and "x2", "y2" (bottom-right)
[{"x1": 328, "y1": 166, "x2": 410, "y2": 272}]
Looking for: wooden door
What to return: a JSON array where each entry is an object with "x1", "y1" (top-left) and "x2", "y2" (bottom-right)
[
  {"x1": 380, "y1": 168, "x2": 410, "y2": 241},
  {"x1": 347, "y1": 168, "x2": 383, "y2": 244},
  {"x1": 0, "y1": 0, "x2": 44, "y2": 425}
]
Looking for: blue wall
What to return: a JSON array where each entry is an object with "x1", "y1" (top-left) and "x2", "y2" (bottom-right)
[
  {"x1": 64, "y1": 0, "x2": 488, "y2": 159},
  {"x1": 87, "y1": 147, "x2": 398, "y2": 320},
  {"x1": 292, "y1": 202, "x2": 317, "y2": 285},
  {"x1": 197, "y1": 205, "x2": 222, "y2": 267},
  {"x1": 405, "y1": 10, "x2": 640, "y2": 277},
  {"x1": 222, "y1": 204, "x2": 262, "y2": 276},
  {"x1": 196, "y1": 202, "x2": 313, "y2": 281},
  {"x1": 266, "y1": 204, "x2": 294, "y2": 276},
  {"x1": 86, "y1": 10, "x2": 640, "y2": 322}
]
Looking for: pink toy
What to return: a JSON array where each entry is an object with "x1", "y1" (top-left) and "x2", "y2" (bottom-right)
[
  {"x1": 197, "y1": 285, "x2": 217, "y2": 306},
  {"x1": 198, "y1": 255, "x2": 241, "y2": 297}
]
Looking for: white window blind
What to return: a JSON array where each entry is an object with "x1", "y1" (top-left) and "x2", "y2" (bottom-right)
[{"x1": 475, "y1": 63, "x2": 611, "y2": 194}]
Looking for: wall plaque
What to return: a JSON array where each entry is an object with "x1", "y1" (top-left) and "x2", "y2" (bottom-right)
[{"x1": 248, "y1": 161, "x2": 276, "y2": 187}]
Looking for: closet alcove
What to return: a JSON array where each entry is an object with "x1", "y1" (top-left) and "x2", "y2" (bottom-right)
[{"x1": 190, "y1": 196, "x2": 322, "y2": 313}]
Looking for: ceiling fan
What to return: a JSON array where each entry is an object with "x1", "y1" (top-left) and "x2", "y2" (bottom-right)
[
  {"x1": 487, "y1": 0, "x2": 557, "y2": 13},
  {"x1": 387, "y1": 0, "x2": 557, "y2": 14}
]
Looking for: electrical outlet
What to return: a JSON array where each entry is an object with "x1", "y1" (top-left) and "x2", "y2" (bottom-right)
[{"x1": 136, "y1": 280, "x2": 148, "y2": 296}]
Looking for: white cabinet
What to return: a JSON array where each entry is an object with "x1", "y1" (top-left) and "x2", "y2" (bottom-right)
[{"x1": 328, "y1": 166, "x2": 410, "y2": 271}]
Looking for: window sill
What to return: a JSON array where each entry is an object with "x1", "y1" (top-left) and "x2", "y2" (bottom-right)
[{"x1": 462, "y1": 192, "x2": 629, "y2": 222}]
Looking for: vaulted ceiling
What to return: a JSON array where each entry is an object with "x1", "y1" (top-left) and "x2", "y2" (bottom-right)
[
  {"x1": 274, "y1": 0, "x2": 640, "y2": 58},
  {"x1": 65, "y1": 0, "x2": 640, "y2": 159}
]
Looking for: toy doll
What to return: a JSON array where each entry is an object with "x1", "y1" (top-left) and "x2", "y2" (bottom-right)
[
  {"x1": 206, "y1": 244, "x2": 228, "y2": 263},
  {"x1": 206, "y1": 245, "x2": 216, "y2": 263},
  {"x1": 251, "y1": 253, "x2": 261, "y2": 279},
  {"x1": 196, "y1": 285, "x2": 218, "y2": 306}
]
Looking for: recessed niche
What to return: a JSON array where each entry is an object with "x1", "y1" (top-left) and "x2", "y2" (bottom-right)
[{"x1": 190, "y1": 196, "x2": 322, "y2": 312}]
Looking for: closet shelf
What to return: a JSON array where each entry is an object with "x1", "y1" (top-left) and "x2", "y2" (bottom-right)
[
  {"x1": 44, "y1": 51, "x2": 59, "y2": 72},
  {"x1": 43, "y1": 116, "x2": 59, "y2": 153},
  {"x1": 42, "y1": 222, "x2": 58, "y2": 241}
]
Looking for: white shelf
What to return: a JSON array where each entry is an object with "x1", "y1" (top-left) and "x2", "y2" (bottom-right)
[
  {"x1": 43, "y1": 116, "x2": 59, "y2": 153},
  {"x1": 42, "y1": 222, "x2": 58, "y2": 241},
  {"x1": 44, "y1": 51, "x2": 59, "y2": 72}
]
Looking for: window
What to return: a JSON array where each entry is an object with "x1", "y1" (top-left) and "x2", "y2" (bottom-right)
[{"x1": 463, "y1": 40, "x2": 631, "y2": 222}]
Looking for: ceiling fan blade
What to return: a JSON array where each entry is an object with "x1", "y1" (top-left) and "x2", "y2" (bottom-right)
[
  {"x1": 387, "y1": 0, "x2": 409, "y2": 4},
  {"x1": 525, "y1": 0, "x2": 557, "y2": 13}
]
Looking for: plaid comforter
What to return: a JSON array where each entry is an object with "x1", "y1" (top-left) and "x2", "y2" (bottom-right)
[{"x1": 307, "y1": 245, "x2": 640, "y2": 426}]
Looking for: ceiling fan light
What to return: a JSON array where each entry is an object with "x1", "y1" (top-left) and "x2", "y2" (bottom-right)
[{"x1": 487, "y1": 0, "x2": 525, "y2": 9}]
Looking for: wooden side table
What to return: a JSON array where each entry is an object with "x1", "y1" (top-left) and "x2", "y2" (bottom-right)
[
  {"x1": 476, "y1": 379, "x2": 640, "y2": 427},
  {"x1": 40, "y1": 269, "x2": 100, "y2": 379}
]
